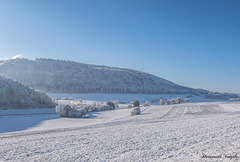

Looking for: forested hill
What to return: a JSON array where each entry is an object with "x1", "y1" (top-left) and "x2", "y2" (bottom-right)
[
  {"x1": 0, "y1": 58, "x2": 207, "y2": 94},
  {"x1": 0, "y1": 75, "x2": 54, "y2": 108}
]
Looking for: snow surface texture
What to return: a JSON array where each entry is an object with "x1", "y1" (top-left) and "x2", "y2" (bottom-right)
[
  {"x1": 0, "y1": 75, "x2": 54, "y2": 109},
  {"x1": 0, "y1": 58, "x2": 206, "y2": 94},
  {"x1": 1, "y1": 102, "x2": 240, "y2": 161}
]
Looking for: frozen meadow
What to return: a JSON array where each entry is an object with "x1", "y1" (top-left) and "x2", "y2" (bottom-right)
[{"x1": 1, "y1": 95, "x2": 240, "y2": 161}]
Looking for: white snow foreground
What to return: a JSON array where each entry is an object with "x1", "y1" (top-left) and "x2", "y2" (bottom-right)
[{"x1": 1, "y1": 102, "x2": 240, "y2": 161}]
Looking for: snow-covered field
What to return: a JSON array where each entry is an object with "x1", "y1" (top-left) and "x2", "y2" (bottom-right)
[
  {"x1": 1, "y1": 100, "x2": 240, "y2": 161},
  {"x1": 48, "y1": 93, "x2": 233, "y2": 104}
]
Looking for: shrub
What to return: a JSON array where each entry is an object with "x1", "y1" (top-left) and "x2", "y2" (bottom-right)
[
  {"x1": 142, "y1": 101, "x2": 150, "y2": 107},
  {"x1": 107, "y1": 101, "x2": 116, "y2": 110},
  {"x1": 133, "y1": 100, "x2": 140, "y2": 107},
  {"x1": 175, "y1": 97, "x2": 184, "y2": 104},
  {"x1": 131, "y1": 107, "x2": 141, "y2": 116},
  {"x1": 166, "y1": 99, "x2": 171, "y2": 105},
  {"x1": 56, "y1": 100, "x2": 118, "y2": 118},
  {"x1": 160, "y1": 99, "x2": 165, "y2": 105},
  {"x1": 184, "y1": 98, "x2": 191, "y2": 103},
  {"x1": 56, "y1": 104, "x2": 86, "y2": 118}
]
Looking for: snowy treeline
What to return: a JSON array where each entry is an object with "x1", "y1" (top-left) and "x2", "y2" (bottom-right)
[
  {"x1": 159, "y1": 97, "x2": 190, "y2": 105},
  {"x1": 0, "y1": 75, "x2": 54, "y2": 109},
  {"x1": 0, "y1": 58, "x2": 207, "y2": 94},
  {"x1": 56, "y1": 100, "x2": 117, "y2": 118},
  {"x1": 205, "y1": 92, "x2": 238, "y2": 100}
]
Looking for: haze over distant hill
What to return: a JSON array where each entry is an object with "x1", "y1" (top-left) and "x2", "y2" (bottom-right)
[
  {"x1": 0, "y1": 58, "x2": 207, "y2": 94},
  {"x1": 0, "y1": 75, "x2": 54, "y2": 108}
]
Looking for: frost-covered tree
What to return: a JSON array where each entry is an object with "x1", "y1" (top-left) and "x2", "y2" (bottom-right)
[
  {"x1": 56, "y1": 104, "x2": 86, "y2": 118},
  {"x1": 166, "y1": 99, "x2": 171, "y2": 105},
  {"x1": 184, "y1": 98, "x2": 191, "y2": 103},
  {"x1": 107, "y1": 101, "x2": 117, "y2": 110},
  {"x1": 175, "y1": 97, "x2": 184, "y2": 104},
  {"x1": 56, "y1": 100, "x2": 117, "y2": 118},
  {"x1": 133, "y1": 100, "x2": 140, "y2": 107},
  {"x1": 160, "y1": 99, "x2": 165, "y2": 105}
]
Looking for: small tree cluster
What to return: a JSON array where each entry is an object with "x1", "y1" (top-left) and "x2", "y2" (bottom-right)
[
  {"x1": 128, "y1": 100, "x2": 140, "y2": 108},
  {"x1": 56, "y1": 100, "x2": 119, "y2": 118},
  {"x1": 159, "y1": 97, "x2": 190, "y2": 105},
  {"x1": 56, "y1": 105, "x2": 86, "y2": 118}
]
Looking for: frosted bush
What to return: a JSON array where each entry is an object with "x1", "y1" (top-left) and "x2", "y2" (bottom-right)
[
  {"x1": 175, "y1": 97, "x2": 184, "y2": 104},
  {"x1": 160, "y1": 99, "x2": 165, "y2": 105},
  {"x1": 169, "y1": 99, "x2": 175, "y2": 105},
  {"x1": 68, "y1": 108, "x2": 86, "y2": 118},
  {"x1": 131, "y1": 107, "x2": 141, "y2": 116},
  {"x1": 166, "y1": 99, "x2": 171, "y2": 105},
  {"x1": 114, "y1": 103, "x2": 119, "y2": 109},
  {"x1": 133, "y1": 100, "x2": 140, "y2": 107},
  {"x1": 56, "y1": 100, "x2": 118, "y2": 118},
  {"x1": 184, "y1": 98, "x2": 191, "y2": 103},
  {"x1": 160, "y1": 97, "x2": 189, "y2": 105},
  {"x1": 56, "y1": 104, "x2": 86, "y2": 118},
  {"x1": 106, "y1": 101, "x2": 117, "y2": 110},
  {"x1": 84, "y1": 105, "x2": 98, "y2": 112},
  {"x1": 142, "y1": 101, "x2": 150, "y2": 107}
]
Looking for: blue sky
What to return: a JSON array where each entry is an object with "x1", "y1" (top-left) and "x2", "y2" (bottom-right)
[{"x1": 0, "y1": 0, "x2": 239, "y2": 93}]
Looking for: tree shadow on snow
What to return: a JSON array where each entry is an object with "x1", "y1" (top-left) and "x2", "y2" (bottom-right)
[
  {"x1": 0, "y1": 114, "x2": 59, "y2": 133},
  {"x1": 87, "y1": 112, "x2": 100, "y2": 118}
]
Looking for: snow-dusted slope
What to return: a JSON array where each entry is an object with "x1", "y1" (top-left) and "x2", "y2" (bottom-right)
[
  {"x1": 0, "y1": 58, "x2": 206, "y2": 94},
  {"x1": 0, "y1": 75, "x2": 54, "y2": 109}
]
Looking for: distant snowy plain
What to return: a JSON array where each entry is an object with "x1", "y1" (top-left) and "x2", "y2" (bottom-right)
[{"x1": 1, "y1": 94, "x2": 240, "y2": 161}]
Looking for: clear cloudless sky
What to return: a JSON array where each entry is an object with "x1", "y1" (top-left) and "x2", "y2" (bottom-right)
[{"x1": 0, "y1": 0, "x2": 239, "y2": 93}]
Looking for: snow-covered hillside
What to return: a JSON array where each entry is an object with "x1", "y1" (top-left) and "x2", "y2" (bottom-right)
[
  {"x1": 0, "y1": 58, "x2": 207, "y2": 94},
  {"x1": 0, "y1": 75, "x2": 54, "y2": 109}
]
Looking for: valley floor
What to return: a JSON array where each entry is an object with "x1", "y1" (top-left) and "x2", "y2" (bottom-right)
[{"x1": 1, "y1": 102, "x2": 240, "y2": 161}]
